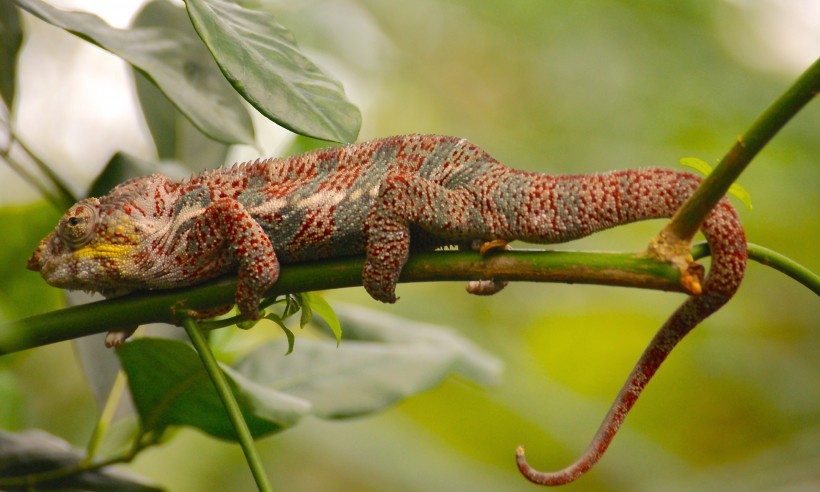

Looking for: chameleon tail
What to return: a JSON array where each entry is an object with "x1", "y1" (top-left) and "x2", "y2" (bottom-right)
[{"x1": 513, "y1": 174, "x2": 747, "y2": 485}]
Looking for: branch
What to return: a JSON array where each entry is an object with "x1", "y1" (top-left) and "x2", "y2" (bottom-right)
[{"x1": 0, "y1": 249, "x2": 689, "y2": 354}]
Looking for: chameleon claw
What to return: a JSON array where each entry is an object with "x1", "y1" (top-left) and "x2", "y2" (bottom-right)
[
  {"x1": 474, "y1": 238, "x2": 510, "y2": 255},
  {"x1": 105, "y1": 326, "x2": 138, "y2": 348},
  {"x1": 464, "y1": 239, "x2": 511, "y2": 295}
]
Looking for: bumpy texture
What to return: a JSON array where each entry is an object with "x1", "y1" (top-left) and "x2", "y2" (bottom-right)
[{"x1": 29, "y1": 134, "x2": 746, "y2": 483}]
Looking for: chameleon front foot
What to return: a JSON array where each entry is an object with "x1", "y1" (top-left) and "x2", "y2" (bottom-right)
[{"x1": 362, "y1": 259, "x2": 400, "y2": 303}]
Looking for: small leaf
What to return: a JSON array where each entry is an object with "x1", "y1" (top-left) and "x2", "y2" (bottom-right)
[
  {"x1": 184, "y1": 0, "x2": 361, "y2": 142},
  {"x1": 0, "y1": 429, "x2": 163, "y2": 492},
  {"x1": 728, "y1": 183, "x2": 753, "y2": 210},
  {"x1": 0, "y1": 1, "x2": 23, "y2": 110},
  {"x1": 679, "y1": 157, "x2": 753, "y2": 210},
  {"x1": 303, "y1": 292, "x2": 341, "y2": 345},
  {"x1": 118, "y1": 338, "x2": 310, "y2": 440},
  {"x1": 264, "y1": 313, "x2": 296, "y2": 355},
  {"x1": 678, "y1": 156, "x2": 713, "y2": 176},
  {"x1": 12, "y1": 0, "x2": 255, "y2": 146},
  {"x1": 292, "y1": 293, "x2": 312, "y2": 328}
]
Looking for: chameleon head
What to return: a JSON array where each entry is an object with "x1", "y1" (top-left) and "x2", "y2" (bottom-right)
[{"x1": 28, "y1": 198, "x2": 144, "y2": 296}]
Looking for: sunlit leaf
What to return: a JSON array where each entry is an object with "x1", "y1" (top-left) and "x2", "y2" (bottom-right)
[
  {"x1": 678, "y1": 157, "x2": 713, "y2": 176},
  {"x1": 679, "y1": 157, "x2": 753, "y2": 210},
  {"x1": 118, "y1": 338, "x2": 310, "y2": 440},
  {"x1": 184, "y1": 0, "x2": 361, "y2": 142},
  {"x1": 0, "y1": 1, "x2": 22, "y2": 110},
  {"x1": 12, "y1": 0, "x2": 255, "y2": 146},
  {"x1": 0, "y1": 429, "x2": 163, "y2": 491},
  {"x1": 302, "y1": 292, "x2": 342, "y2": 345}
]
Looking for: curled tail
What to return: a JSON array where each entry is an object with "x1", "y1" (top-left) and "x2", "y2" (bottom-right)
[
  {"x1": 510, "y1": 169, "x2": 747, "y2": 485},
  {"x1": 360, "y1": 139, "x2": 746, "y2": 485}
]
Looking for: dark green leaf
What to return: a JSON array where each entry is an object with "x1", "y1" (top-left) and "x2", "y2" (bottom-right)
[
  {"x1": 296, "y1": 294, "x2": 313, "y2": 329},
  {"x1": 117, "y1": 338, "x2": 309, "y2": 440},
  {"x1": 131, "y1": 0, "x2": 230, "y2": 168},
  {"x1": 184, "y1": 0, "x2": 361, "y2": 142},
  {"x1": 0, "y1": 1, "x2": 23, "y2": 110},
  {"x1": 234, "y1": 305, "x2": 501, "y2": 419},
  {"x1": 264, "y1": 313, "x2": 295, "y2": 355},
  {"x1": 12, "y1": 0, "x2": 254, "y2": 145},
  {"x1": 87, "y1": 152, "x2": 160, "y2": 198},
  {"x1": 0, "y1": 429, "x2": 163, "y2": 492}
]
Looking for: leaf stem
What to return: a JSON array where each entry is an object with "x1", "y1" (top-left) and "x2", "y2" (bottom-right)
[
  {"x1": 84, "y1": 370, "x2": 128, "y2": 463},
  {"x1": 666, "y1": 56, "x2": 819, "y2": 241},
  {"x1": 181, "y1": 316, "x2": 273, "y2": 492},
  {"x1": 693, "y1": 242, "x2": 819, "y2": 295}
]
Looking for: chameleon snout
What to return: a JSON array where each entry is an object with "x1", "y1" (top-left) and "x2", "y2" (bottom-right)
[{"x1": 27, "y1": 236, "x2": 50, "y2": 272}]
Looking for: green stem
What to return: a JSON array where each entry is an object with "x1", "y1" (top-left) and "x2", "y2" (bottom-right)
[
  {"x1": 0, "y1": 134, "x2": 65, "y2": 210},
  {"x1": 667, "y1": 56, "x2": 819, "y2": 241},
  {"x1": 693, "y1": 242, "x2": 820, "y2": 295},
  {"x1": 84, "y1": 371, "x2": 128, "y2": 463},
  {"x1": 14, "y1": 130, "x2": 78, "y2": 208},
  {"x1": 181, "y1": 317, "x2": 273, "y2": 492}
]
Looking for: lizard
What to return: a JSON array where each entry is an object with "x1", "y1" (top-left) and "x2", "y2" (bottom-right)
[{"x1": 28, "y1": 134, "x2": 747, "y2": 485}]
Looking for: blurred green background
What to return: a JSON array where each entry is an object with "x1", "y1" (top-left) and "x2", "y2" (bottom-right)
[{"x1": 1, "y1": 0, "x2": 818, "y2": 490}]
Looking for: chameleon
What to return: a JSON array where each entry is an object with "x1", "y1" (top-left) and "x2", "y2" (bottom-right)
[{"x1": 28, "y1": 134, "x2": 746, "y2": 485}]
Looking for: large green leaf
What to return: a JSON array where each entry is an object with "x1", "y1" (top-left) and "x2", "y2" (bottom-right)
[
  {"x1": 131, "y1": 0, "x2": 229, "y2": 168},
  {"x1": 117, "y1": 338, "x2": 310, "y2": 441},
  {"x1": 12, "y1": 0, "x2": 254, "y2": 146},
  {"x1": 234, "y1": 304, "x2": 501, "y2": 418},
  {"x1": 0, "y1": 429, "x2": 163, "y2": 491},
  {"x1": 0, "y1": 2, "x2": 22, "y2": 110},
  {"x1": 185, "y1": 0, "x2": 361, "y2": 143}
]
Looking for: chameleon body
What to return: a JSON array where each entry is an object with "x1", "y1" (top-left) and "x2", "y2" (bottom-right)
[{"x1": 29, "y1": 134, "x2": 747, "y2": 484}]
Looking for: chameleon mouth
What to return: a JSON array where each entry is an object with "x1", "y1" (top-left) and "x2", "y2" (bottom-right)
[
  {"x1": 27, "y1": 236, "x2": 51, "y2": 272},
  {"x1": 27, "y1": 250, "x2": 43, "y2": 272}
]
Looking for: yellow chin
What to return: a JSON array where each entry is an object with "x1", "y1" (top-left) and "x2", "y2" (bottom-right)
[{"x1": 73, "y1": 243, "x2": 135, "y2": 261}]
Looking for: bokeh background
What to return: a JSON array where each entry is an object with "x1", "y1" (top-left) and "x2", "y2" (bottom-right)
[{"x1": 1, "y1": 0, "x2": 818, "y2": 490}]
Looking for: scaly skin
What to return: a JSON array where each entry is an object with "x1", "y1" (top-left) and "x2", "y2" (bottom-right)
[{"x1": 28, "y1": 134, "x2": 746, "y2": 484}]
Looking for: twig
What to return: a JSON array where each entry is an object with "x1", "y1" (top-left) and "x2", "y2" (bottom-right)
[
  {"x1": 181, "y1": 316, "x2": 273, "y2": 492},
  {"x1": 665, "y1": 56, "x2": 819, "y2": 242}
]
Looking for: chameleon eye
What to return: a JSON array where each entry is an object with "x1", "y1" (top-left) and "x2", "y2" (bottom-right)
[{"x1": 58, "y1": 203, "x2": 99, "y2": 248}]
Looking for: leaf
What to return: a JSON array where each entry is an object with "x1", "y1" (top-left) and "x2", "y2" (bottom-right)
[
  {"x1": 131, "y1": 0, "x2": 230, "y2": 168},
  {"x1": 263, "y1": 313, "x2": 296, "y2": 355},
  {"x1": 184, "y1": 0, "x2": 361, "y2": 143},
  {"x1": 302, "y1": 292, "x2": 342, "y2": 346},
  {"x1": 727, "y1": 183, "x2": 753, "y2": 211},
  {"x1": 234, "y1": 304, "x2": 501, "y2": 419},
  {"x1": 0, "y1": 429, "x2": 163, "y2": 492},
  {"x1": 679, "y1": 156, "x2": 753, "y2": 210},
  {"x1": 0, "y1": 1, "x2": 23, "y2": 110},
  {"x1": 117, "y1": 338, "x2": 310, "y2": 441},
  {"x1": 678, "y1": 156, "x2": 713, "y2": 176},
  {"x1": 12, "y1": 0, "x2": 255, "y2": 146},
  {"x1": 87, "y1": 152, "x2": 155, "y2": 198}
]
